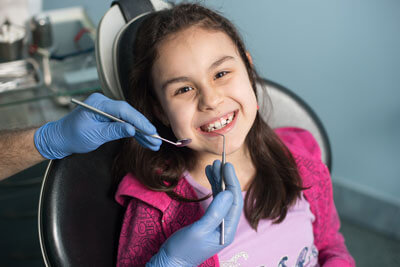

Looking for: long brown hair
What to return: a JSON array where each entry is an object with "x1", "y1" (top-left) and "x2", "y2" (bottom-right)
[{"x1": 113, "y1": 3, "x2": 304, "y2": 230}]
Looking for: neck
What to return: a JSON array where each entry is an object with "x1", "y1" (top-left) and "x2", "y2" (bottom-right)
[{"x1": 189, "y1": 144, "x2": 255, "y2": 191}]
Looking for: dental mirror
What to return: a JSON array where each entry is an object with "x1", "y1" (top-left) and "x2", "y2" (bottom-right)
[{"x1": 71, "y1": 98, "x2": 192, "y2": 147}]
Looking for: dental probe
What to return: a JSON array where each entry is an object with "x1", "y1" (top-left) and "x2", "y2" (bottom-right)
[
  {"x1": 71, "y1": 98, "x2": 191, "y2": 147},
  {"x1": 215, "y1": 132, "x2": 226, "y2": 245}
]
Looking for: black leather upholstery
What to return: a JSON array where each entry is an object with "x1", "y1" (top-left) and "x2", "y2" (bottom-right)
[
  {"x1": 115, "y1": 14, "x2": 151, "y2": 100},
  {"x1": 39, "y1": 141, "x2": 124, "y2": 267},
  {"x1": 112, "y1": 0, "x2": 154, "y2": 22}
]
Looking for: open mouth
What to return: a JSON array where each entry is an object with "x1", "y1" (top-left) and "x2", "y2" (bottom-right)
[{"x1": 199, "y1": 111, "x2": 237, "y2": 132}]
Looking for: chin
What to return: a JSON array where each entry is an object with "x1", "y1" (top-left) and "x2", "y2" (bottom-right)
[
  {"x1": 211, "y1": 137, "x2": 246, "y2": 156},
  {"x1": 190, "y1": 127, "x2": 249, "y2": 156},
  {"x1": 225, "y1": 142, "x2": 246, "y2": 155}
]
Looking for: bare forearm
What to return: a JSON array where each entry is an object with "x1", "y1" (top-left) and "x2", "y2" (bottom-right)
[{"x1": 0, "y1": 128, "x2": 45, "y2": 181}]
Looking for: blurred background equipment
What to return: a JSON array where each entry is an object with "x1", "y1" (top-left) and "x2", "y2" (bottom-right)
[
  {"x1": 30, "y1": 14, "x2": 52, "y2": 49},
  {"x1": 0, "y1": 20, "x2": 26, "y2": 62},
  {"x1": 0, "y1": 58, "x2": 42, "y2": 93}
]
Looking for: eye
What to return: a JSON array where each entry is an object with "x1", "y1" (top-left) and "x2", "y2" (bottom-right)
[
  {"x1": 214, "y1": 71, "x2": 230, "y2": 80},
  {"x1": 175, "y1": 86, "x2": 194, "y2": 95}
]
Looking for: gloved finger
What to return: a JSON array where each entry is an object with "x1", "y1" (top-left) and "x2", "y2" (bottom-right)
[
  {"x1": 93, "y1": 123, "x2": 133, "y2": 145},
  {"x1": 135, "y1": 131, "x2": 162, "y2": 146},
  {"x1": 205, "y1": 164, "x2": 219, "y2": 196},
  {"x1": 193, "y1": 190, "x2": 233, "y2": 231},
  {"x1": 134, "y1": 131, "x2": 162, "y2": 147},
  {"x1": 109, "y1": 122, "x2": 136, "y2": 139},
  {"x1": 83, "y1": 93, "x2": 117, "y2": 122},
  {"x1": 220, "y1": 163, "x2": 243, "y2": 243},
  {"x1": 222, "y1": 163, "x2": 242, "y2": 205},
  {"x1": 83, "y1": 92, "x2": 108, "y2": 106},
  {"x1": 100, "y1": 99, "x2": 157, "y2": 136},
  {"x1": 211, "y1": 160, "x2": 223, "y2": 192},
  {"x1": 134, "y1": 133, "x2": 161, "y2": 151},
  {"x1": 205, "y1": 166, "x2": 219, "y2": 196},
  {"x1": 115, "y1": 124, "x2": 161, "y2": 152}
]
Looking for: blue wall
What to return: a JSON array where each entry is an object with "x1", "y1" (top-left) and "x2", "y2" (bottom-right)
[
  {"x1": 43, "y1": 0, "x2": 400, "y2": 202},
  {"x1": 204, "y1": 0, "x2": 400, "y2": 203}
]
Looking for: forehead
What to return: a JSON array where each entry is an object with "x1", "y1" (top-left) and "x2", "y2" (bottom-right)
[{"x1": 152, "y1": 26, "x2": 239, "y2": 81}]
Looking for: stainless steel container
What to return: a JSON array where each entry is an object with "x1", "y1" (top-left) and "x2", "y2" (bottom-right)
[
  {"x1": 0, "y1": 20, "x2": 26, "y2": 62},
  {"x1": 30, "y1": 14, "x2": 53, "y2": 49}
]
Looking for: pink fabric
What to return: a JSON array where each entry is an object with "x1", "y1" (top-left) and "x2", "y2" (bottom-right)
[
  {"x1": 116, "y1": 173, "x2": 218, "y2": 267},
  {"x1": 276, "y1": 127, "x2": 355, "y2": 267},
  {"x1": 115, "y1": 127, "x2": 355, "y2": 266},
  {"x1": 185, "y1": 170, "x2": 319, "y2": 266}
]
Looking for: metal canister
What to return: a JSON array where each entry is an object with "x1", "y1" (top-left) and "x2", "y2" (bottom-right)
[
  {"x1": 0, "y1": 20, "x2": 26, "y2": 62},
  {"x1": 30, "y1": 14, "x2": 53, "y2": 49}
]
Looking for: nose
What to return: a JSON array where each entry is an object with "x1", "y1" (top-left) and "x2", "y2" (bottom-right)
[{"x1": 198, "y1": 86, "x2": 224, "y2": 111}]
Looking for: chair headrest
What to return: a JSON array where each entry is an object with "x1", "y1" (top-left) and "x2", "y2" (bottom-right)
[{"x1": 95, "y1": 0, "x2": 171, "y2": 100}]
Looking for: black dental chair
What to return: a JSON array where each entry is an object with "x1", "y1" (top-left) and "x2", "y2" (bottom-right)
[{"x1": 38, "y1": 1, "x2": 331, "y2": 266}]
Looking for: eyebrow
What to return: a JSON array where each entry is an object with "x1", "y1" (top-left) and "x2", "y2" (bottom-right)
[
  {"x1": 161, "y1": 76, "x2": 190, "y2": 92},
  {"x1": 208, "y1": 55, "x2": 235, "y2": 71},
  {"x1": 161, "y1": 55, "x2": 235, "y2": 91}
]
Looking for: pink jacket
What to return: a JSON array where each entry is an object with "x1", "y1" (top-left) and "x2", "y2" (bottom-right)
[{"x1": 115, "y1": 127, "x2": 355, "y2": 266}]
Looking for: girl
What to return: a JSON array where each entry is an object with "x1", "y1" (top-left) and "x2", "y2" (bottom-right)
[{"x1": 113, "y1": 3, "x2": 355, "y2": 267}]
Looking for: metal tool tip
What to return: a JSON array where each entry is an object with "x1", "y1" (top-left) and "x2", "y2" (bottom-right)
[{"x1": 176, "y1": 138, "x2": 192, "y2": 147}]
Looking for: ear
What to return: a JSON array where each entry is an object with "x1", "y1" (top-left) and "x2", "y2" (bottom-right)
[{"x1": 246, "y1": 51, "x2": 253, "y2": 66}]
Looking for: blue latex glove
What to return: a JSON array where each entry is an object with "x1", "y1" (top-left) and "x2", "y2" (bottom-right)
[
  {"x1": 34, "y1": 93, "x2": 161, "y2": 159},
  {"x1": 147, "y1": 161, "x2": 243, "y2": 267}
]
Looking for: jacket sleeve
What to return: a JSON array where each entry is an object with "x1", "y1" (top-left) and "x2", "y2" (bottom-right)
[
  {"x1": 275, "y1": 127, "x2": 355, "y2": 266},
  {"x1": 315, "y1": 164, "x2": 355, "y2": 267},
  {"x1": 117, "y1": 198, "x2": 165, "y2": 267}
]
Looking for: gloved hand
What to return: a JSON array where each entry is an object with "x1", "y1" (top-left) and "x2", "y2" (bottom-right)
[
  {"x1": 147, "y1": 160, "x2": 243, "y2": 267},
  {"x1": 34, "y1": 93, "x2": 161, "y2": 159}
]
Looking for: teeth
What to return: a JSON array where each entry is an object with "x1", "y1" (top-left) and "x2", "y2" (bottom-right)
[{"x1": 203, "y1": 113, "x2": 235, "y2": 132}]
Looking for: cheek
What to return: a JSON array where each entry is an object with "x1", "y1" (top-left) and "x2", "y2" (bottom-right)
[
  {"x1": 233, "y1": 78, "x2": 258, "y2": 127},
  {"x1": 232, "y1": 76, "x2": 258, "y2": 108},
  {"x1": 165, "y1": 105, "x2": 194, "y2": 138}
]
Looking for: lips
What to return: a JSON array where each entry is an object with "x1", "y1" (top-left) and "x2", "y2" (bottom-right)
[{"x1": 199, "y1": 111, "x2": 236, "y2": 132}]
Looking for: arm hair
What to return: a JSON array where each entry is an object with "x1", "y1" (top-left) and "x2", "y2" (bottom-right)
[{"x1": 0, "y1": 128, "x2": 45, "y2": 181}]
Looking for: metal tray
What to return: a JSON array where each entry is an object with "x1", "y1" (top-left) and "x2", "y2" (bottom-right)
[{"x1": 0, "y1": 58, "x2": 43, "y2": 94}]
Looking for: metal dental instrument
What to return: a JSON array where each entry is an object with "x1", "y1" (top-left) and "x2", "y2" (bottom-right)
[
  {"x1": 215, "y1": 132, "x2": 226, "y2": 245},
  {"x1": 71, "y1": 98, "x2": 192, "y2": 147}
]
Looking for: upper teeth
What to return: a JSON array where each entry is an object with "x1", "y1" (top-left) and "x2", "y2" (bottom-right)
[{"x1": 206, "y1": 114, "x2": 234, "y2": 132}]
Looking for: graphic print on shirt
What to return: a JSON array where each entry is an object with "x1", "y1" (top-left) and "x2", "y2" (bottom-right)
[
  {"x1": 220, "y1": 245, "x2": 319, "y2": 267},
  {"x1": 220, "y1": 251, "x2": 249, "y2": 267},
  {"x1": 277, "y1": 245, "x2": 319, "y2": 267}
]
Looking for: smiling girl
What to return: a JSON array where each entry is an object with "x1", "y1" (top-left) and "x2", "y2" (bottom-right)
[{"x1": 113, "y1": 3, "x2": 355, "y2": 267}]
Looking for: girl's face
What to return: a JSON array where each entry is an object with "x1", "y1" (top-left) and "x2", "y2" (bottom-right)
[{"x1": 152, "y1": 26, "x2": 258, "y2": 156}]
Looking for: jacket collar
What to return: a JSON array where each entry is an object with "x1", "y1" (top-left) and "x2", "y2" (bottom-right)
[{"x1": 115, "y1": 171, "x2": 196, "y2": 212}]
